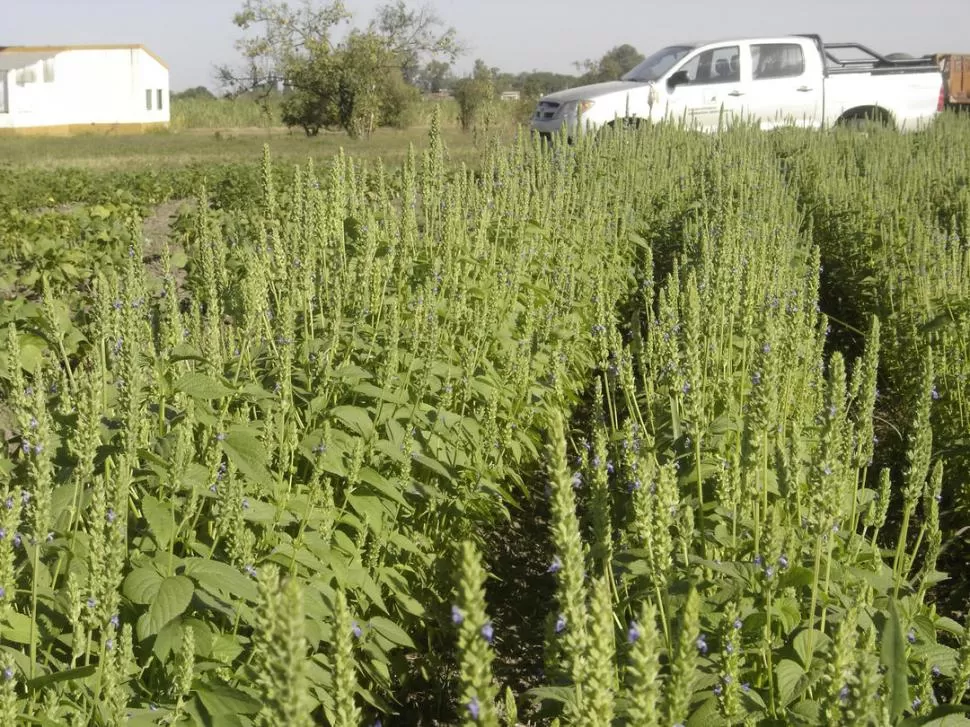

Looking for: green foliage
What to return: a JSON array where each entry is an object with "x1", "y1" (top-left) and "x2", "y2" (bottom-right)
[
  {"x1": 575, "y1": 43, "x2": 645, "y2": 84},
  {"x1": 221, "y1": 0, "x2": 458, "y2": 138},
  {"x1": 453, "y1": 59, "x2": 497, "y2": 131},
  {"x1": 0, "y1": 110, "x2": 968, "y2": 727}
]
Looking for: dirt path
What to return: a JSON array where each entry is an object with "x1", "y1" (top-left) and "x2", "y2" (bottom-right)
[{"x1": 141, "y1": 198, "x2": 192, "y2": 292}]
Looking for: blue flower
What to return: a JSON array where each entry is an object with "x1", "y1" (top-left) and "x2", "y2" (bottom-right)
[
  {"x1": 352, "y1": 621, "x2": 362, "y2": 639},
  {"x1": 2, "y1": 667, "x2": 12, "y2": 681},
  {"x1": 547, "y1": 556, "x2": 562, "y2": 574},
  {"x1": 466, "y1": 697, "x2": 480, "y2": 720},
  {"x1": 481, "y1": 623, "x2": 494, "y2": 643},
  {"x1": 627, "y1": 622, "x2": 640, "y2": 643},
  {"x1": 451, "y1": 605, "x2": 463, "y2": 625},
  {"x1": 696, "y1": 634, "x2": 708, "y2": 655},
  {"x1": 555, "y1": 614, "x2": 567, "y2": 633},
  {"x1": 907, "y1": 630, "x2": 917, "y2": 644}
]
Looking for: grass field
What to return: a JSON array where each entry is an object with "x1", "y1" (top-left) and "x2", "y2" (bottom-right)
[
  {"x1": 0, "y1": 111, "x2": 969, "y2": 725},
  {"x1": 0, "y1": 124, "x2": 488, "y2": 170}
]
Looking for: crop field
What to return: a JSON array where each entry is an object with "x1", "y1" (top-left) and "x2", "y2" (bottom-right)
[{"x1": 1, "y1": 110, "x2": 969, "y2": 726}]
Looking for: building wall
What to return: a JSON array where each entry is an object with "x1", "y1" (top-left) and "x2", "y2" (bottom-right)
[{"x1": 0, "y1": 47, "x2": 169, "y2": 130}]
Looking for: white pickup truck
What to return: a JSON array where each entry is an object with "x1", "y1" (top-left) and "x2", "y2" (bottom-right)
[{"x1": 530, "y1": 34, "x2": 945, "y2": 140}]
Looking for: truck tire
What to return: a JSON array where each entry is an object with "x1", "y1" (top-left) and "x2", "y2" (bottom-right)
[{"x1": 837, "y1": 107, "x2": 894, "y2": 131}]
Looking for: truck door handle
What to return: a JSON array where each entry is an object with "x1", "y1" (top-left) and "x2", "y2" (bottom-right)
[
  {"x1": 797, "y1": 86, "x2": 813, "y2": 92},
  {"x1": 728, "y1": 90, "x2": 745, "y2": 97}
]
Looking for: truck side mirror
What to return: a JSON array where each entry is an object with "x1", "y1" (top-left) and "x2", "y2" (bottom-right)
[{"x1": 667, "y1": 70, "x2": 689, "y2": 90}]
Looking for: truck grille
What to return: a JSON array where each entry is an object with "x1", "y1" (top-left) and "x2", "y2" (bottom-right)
[{"x1": 534, "y1": 100, "x2": 561, "y2": 119}]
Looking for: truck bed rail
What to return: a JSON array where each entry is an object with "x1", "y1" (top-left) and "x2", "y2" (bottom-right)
[{"x1": 796, "y1": 34, "x2": 940, "y2": 76}]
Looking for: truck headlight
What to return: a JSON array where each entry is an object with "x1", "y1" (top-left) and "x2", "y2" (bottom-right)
[{"x1": 576, "y1": 100, "x2": 596, "y2": 114}]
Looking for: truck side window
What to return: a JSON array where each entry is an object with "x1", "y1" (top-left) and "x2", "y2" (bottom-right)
[
  {"x1": 679, "y1": 45, "x2": 741, "y2": 85},
  {"x1": 751, "y1": 43, "x2": 806, "y2": 79}
]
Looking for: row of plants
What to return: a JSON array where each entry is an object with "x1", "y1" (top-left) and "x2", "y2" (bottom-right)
[{"x1": 779, "y1": 114, "x2": 970, "y2": 609}]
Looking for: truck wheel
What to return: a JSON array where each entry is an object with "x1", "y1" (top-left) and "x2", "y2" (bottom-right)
[{"x1": 837, "y1": 108, "x2": 893, "y2": 131}]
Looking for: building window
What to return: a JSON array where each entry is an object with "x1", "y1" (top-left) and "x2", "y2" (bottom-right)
[
  {"x1": 43, "y1": 58, "x2": 55, "y2": 83},
  {"x1": 157, "y1": 89, "x2": 164, "y2": 110},
  {"x1": 146, "y1": 89, "x2": 153, "y2": 110},
  {"x1": 16, "y1": 67, "x2": 37, "y2": 86}
]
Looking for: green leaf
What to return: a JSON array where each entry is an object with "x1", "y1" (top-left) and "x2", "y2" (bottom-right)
[
  {"x1": 169, "y1": 344, "x2": 209, "y2": 363},
  {"x1": 330, "y1": 405, "x2": 375, "y2": 437},
  {"x1": 176, "y1": 372, "x2": 235, "y2": 399},
  {"x1": 222, "y1": 429, "x2": 273, "y2": 486},
  {"x1": 25, "y1": 665, "x2": 97, "y2": 691},
  {"x1": 183, "y1": 558, "x2": 259, "y2": 602},
  {"x1": 351, "y1": 382, "x2": 408, "y2": 405},
  {"x1": 196, "y1": 683, "x2": 262, "y2": 717},
  {"x1": 123, "y1": 566, "x2": 164, "y2": 605},
  {"x1": 775, "y1": 659, "x2": 805, "y2": 707},
  {"x1": 793, "y1": 629, "x2": 830, "y2": 669},
  {"x1": 141, "y1": 494, "x2": 175, "y2": 550},
  {"x1": 882, "y1": 598, "x2": 909, "y2": 722},
  {"x1": 687, "y1": 696, "x2": 728, "y2": 726},
  {"x1": 367, "y1": 616, "x2": 415, "y2": 649},
  {"x1": 358, "y1": 467, "x2": 407, "y2": 507},
  {"x1": 410, "y1": 452, "x2": 452, "y2": 481},
  {"x1": 0, "y1": 611, "x2": 35, "y2": 644},
  {"x1": 772, "y1": 596, "x2": 802, "y2": 633},
  {"x1": 899, "y1": 706, "x2": 970, "y2": 727},
  {"x1": 209, "y1": 634, "x2": 245, "y2": 665},
  {"x1": 153, "y1": 617, "x2": 184, "y2": 662},
  {"x1": 145, "y1": 576, "x2": 195, "y2": 638}
]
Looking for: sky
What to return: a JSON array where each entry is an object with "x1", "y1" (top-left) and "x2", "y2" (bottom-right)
[{"x1": 4, "y1": 0, "x2": 968, "y2": 91}]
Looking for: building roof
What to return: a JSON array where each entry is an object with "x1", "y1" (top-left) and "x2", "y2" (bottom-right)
[{"x1": 0, "y1": 44, "x2": 167, "y2": 69}]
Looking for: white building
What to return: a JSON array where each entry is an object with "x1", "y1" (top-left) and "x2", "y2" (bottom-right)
[{"x1": 0, "y1": 44, "x2": 169, "y2": 135}]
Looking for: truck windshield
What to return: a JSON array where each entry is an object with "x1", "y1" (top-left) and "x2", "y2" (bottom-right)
[{"x1": 622, "y1": 46, "x2": 694, "y2": 82}]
